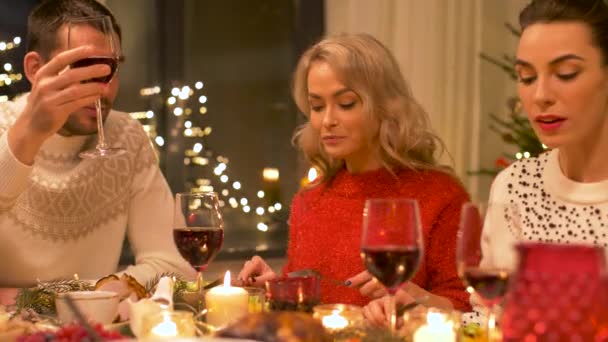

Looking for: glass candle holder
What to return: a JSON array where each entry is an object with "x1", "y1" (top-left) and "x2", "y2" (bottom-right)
[
  {"x1": 174, "y1": 278, "x2": 215, "y2": 313},
  {"x1": 406, "y1": 308, "x2": 460, "y2": 342},
  {"x1": 501, "y1": 243, "x2": 608, "y2": 341},
  {"x1": 140, "y1": 310, "x2": 197, "y2": 339},
  {"x1": 243, "y1": 287, "x2": 266, "y2": 313},
  {"x1": 313, "y1": 304, "x2": 364, "y2": 332},
  {"x1": 266, "y1": 276, "x2": 320, "y2": 313}
]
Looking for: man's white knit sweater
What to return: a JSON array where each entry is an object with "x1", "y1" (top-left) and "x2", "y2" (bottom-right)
[{"x1": 0, "y1": 94, "x2": 195, "y2": 286}]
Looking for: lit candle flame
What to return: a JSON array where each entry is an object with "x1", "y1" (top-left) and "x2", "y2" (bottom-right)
[
  {"x1": 322, "y1": 310, "x2": 348, "y2": 330},
  {"x1": 150, "y1": 312, "x2": 178, "y2": 337},
  {"x1": 223, "y1": 271, "x2": 232, "y2": 288},
  {"x1": 427, "y1": 312, "x2": 454, "y2": 330},
  {"x1": 413, "y1": 311, "x2": 456, "y2": 342}
]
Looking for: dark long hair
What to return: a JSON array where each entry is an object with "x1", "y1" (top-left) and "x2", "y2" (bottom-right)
[{"x1": 520, "y1": 0, "x2": 608, "y2": 64}]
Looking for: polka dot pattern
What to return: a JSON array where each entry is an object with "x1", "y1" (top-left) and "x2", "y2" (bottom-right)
[
  {"x1": 463, "y1": 150, "x2": 608, "y2": 326},
  {"x1": 505, "y1": 154, "x2": 608, "y2": 247}
]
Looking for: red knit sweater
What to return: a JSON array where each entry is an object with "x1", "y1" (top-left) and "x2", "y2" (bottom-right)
[{"x1": 282, "y1": 167, "x2": 471, "y2": 311}]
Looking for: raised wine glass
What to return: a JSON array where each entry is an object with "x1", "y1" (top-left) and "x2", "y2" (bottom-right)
[
  {"x1": 457, "y1": 202, "x2": 520, "y2": 340},
  {"x1": 67, "y1": 16, "x2": 125, "y2": 158},
  {"x1": 361, "y1": 198, "x2": 423, "y2": 333},
  {"x1": 173, "y1": 192, "x2": 224, "y2": 291}
]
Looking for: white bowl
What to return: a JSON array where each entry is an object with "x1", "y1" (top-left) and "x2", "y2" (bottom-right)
[{"x1": 55, "y1": 291, "x2": 119, "y2": 325}]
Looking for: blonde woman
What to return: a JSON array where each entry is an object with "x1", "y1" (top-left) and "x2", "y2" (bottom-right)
[{"x1": 238, "y1": 33, "x2": 470, "y2": 312}]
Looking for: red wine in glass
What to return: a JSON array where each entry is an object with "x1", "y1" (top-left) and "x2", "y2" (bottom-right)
[
  {"x1": 68, "y1": 15, "x2": 125, "y2": 158},
  {"x1": 361, "y1": 198, "x2": 423, "y2": 334},
  {"x1": 173, "y1": 227, "x2": 224, "y2": 271},
  {"x1": 463, "y1": 267, "x2": 510, "y2": 306},
  {"x1": 70, "y1": 56, "x2": 118, "y2": 83},
  {"x1": 457, "y1": 202, "x2": 520, "y2": 340},
  {"x1": 361, "y1": 246, "x2": 421, "y2": 293}
]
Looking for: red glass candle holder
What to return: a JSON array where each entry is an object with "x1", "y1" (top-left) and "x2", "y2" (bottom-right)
[
  {"x1": 266, "y1": 276, "x2": 320, "y2": 313},
  {"x1": 501, "y1": 242, "x2": 608, "y2": 341}
]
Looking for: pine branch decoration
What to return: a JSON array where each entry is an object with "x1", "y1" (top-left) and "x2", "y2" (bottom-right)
[
  {"x1": 14, "y1": 274, "x2": 193, "y2": 316},
  {"x1": 143, "y1": 272, "x2": 191, "y2": 303},
  {"x1": 15, "y1": 279, "x2": 93, "y2": 315},
  {"x1": 172, "y1": 278, "x2": 190, "y2": 303},
  {"x1": 144, "y1": 272, "x2": 180, "y2": 294},
  {"x1": 479, "y1": 53, "x2": 517, "y2": 81}
]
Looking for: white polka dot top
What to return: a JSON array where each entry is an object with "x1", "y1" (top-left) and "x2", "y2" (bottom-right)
[{"x1": 463, "y1": 148, "x2": 608, "y2": 325}]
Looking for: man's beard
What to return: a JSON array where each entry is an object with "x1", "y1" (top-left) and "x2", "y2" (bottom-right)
[{"x1": 59, "y1": 97, "x2": 112, "y2": 136}]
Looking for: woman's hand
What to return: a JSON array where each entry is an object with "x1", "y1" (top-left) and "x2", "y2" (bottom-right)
[
  {"x1": 362, "y1": 289, "x2": 417, "y2": 327},
  {"x1": 363, "y1": 282, "x2": 454, "y2": 327},
  {"x1": 235, "y1": 255, "x2": 277, "y2": 287},
  {"x1": 345, "y1": 271, "x2": 387, "y2": 299}
]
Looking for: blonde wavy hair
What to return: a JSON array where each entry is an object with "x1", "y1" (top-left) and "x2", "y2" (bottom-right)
[{"x1": 292, "y1": 33, "x2": 449, "y2": 184}]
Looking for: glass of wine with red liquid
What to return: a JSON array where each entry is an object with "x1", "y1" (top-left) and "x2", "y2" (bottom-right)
[
  {"x1": 457, "y1": 202, "x2": 519, "y2": 340},
  {"x1": 361, "y1": 198, "x2": 423, "y2": 333},
  {"x1": 67, "y1": 16, "x2": 124, "y2": 158},
  {"x1": 173, "y1": 192, "x2": 224, "y2": 292}
]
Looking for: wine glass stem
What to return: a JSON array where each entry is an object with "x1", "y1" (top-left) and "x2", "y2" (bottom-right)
[
  {"x1": 487, "y1": 305, "x2": 498, "y2": 341},
  {"x1": 388, "y1": 293, "x2": 398, "y2": 334},
  {"x1": 95, "y1": 98, "x2": 107, "y2": 150},
  {"x1": 196, "y1": 271, "x2": 203, "y2": 291},
  {"x1": 196, "y1": 271, "x2": 204, "y2": 312}
]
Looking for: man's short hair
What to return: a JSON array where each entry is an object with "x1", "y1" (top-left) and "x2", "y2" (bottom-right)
[{"x1": 26, "y1": 0, "x2": 122, "y2": 59}]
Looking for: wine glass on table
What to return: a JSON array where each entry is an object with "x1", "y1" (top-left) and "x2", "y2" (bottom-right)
[
  {"x1": 361, "y1": 198, "x2": 423, "y2": 333},
  {"x1": 457, "y1": 202, "x2": 519, "y2": 340},
  {"x1": 173, "y1": 192, "x2": 224, "y2": 294},
  {"x1": 67, "y1": 16, "x2": 124, "y2": 158}
]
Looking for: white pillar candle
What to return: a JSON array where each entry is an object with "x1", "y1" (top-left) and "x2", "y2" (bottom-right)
[
  {"x1": 205, "y1": 271, "x2": 249, "y2": 328},
  {"x1": 413, "y1": 312, "x2": 456, "y2": 342}
]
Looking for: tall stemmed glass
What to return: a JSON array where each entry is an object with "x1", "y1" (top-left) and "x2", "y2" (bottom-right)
[
  {"x1": 361, "y1": 198, "x2": 423, "y2": 333},
  {"x1": 173, "y1": 192, "x2": 225, "y2": 291},
  {"x1": 67, "y1": 16, "x2": 125, "y2": 158},
  {"x1": 457, "y1": 202, "x2": 519, "y2": 340}
]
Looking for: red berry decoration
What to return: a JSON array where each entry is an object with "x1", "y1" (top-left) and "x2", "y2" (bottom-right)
[{"x1": 18, "y1": 323, "x2": 124, "y2": 341}]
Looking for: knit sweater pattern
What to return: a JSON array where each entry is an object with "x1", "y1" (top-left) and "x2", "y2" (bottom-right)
[
  {"x1": 283, "y1": 167, "x2": 471, "y2": 310},
  {"x1": 0, "y1": 95, "x2": 195, "y2": 286}
]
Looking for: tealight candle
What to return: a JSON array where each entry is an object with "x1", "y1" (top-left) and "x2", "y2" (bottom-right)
[
  {"x1": 313, "y1": 304, "x2": 363, "y2": 332},
  {"x1": 205, "y1": 271, "x2": 249, "y2": 328},
  {"x1": 322, "y1": 310, "x2": 349, "y2": 330},
  {"x1": 413, "y1": 311, "x2": 457, "y2": 342},
  {"x1": 141, "y1": 310, "x2": 196, "y2": 339},
  {"x1": 150, "y1": 313, "x2": 178, "y2": 337}
]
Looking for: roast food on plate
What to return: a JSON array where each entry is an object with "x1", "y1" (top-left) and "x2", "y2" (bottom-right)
[
  {"x1": 217, "y1": 311, "x2": 332, "y2": 342},
  {"x1": 0, "y1": 306, "x2": 37, "y2": 342}
]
